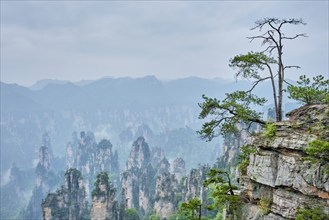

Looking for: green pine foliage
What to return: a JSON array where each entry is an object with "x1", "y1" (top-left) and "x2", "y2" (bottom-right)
[
  {"x1": 91, "y1": 172, "x2": 115, "y2": 198},
  {"x1": 304, "y1": 139, "x2": 329, "y2": 173},
  {"x1": 305, "y1": 139, "x2": 329, "y2": 159},
  {"x1": 203, "y1": 168, "x2": 240, "y2": 218},
  {"x1": 143, "y1": 209, "x2": 160, "y2": 220},
  {"x1": 178, "y1": 197, "x2": 203, "y2": 220},
  {"x1": 198, "y1": 91, "x2": 266, "y2": 141},
  {"x1": 237, "y1": 144, "x2": 257, "y2": 175},
  {"x1": 259, "y1": 197, "x2": 272, "y2": 215},
  {"x1": 229, "y1": 52, "x2": 277, "y2": 79},
  {"x1": 263, "y1": 122, "x2": 276, "y2": 138},
  {"x1": 295, "y1": 207, "x2": 329, "y2": 220},
  {"x1": 287, "y1": 75, "x2": 329, "y2": 105},
  {"x1": 125, "y1": 208, "x2": 140, "y2": 220}
]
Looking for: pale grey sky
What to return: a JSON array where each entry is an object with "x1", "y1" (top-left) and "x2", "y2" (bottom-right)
[{"x1": 1, "y1": 1, "x2": 328, "y2": 86}]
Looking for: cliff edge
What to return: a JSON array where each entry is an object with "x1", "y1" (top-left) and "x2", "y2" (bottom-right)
[{"x1": 240, "y1": 104, "x2": 329, "y2": 219}]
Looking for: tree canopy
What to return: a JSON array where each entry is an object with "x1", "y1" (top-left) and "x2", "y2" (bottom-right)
[
  {"x1": 198, "y1": 17, "x2": 309, "y2": 140},
  {"x1": 230, "y1": 17, "x2": 307, "y2": 122},
  {"x1": 198, "y1": 91, "x2": 266, "y2": 141},
  {"x1": 287, "y1": 75, "x2": 329, "y2": 105}
]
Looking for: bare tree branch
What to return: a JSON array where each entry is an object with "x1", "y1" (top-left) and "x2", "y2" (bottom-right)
[
  {"x1": 283, "y1": 79, "x2": 294, "y2": 86},
  {"x1": 284, "y1": 65, "x2": 301, "y2": 70},
  {"x1": 246, "y1": 76, "x2": 272, "y2": 93},
  {"x1": 282, "y1": 33, "x2": 308, "y2": 40},
  {"x1": 247, "y1": 35, "x2": 269, "y2": 43},
  {"x1": 262, "y1": 45, "x2": 276, "y2": 54}
]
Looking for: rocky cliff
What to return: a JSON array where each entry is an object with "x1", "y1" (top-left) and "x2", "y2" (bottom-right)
[
  {"x1": 23, "y1": 135, "x2": 59, "y2": 220},
  {"x1": 121, "y1": 137, "x2": 190, "y2": 218},
  {"x1": 121, "y1": 137, "x2": 156, "y2": 214},
  {"x1": 41, "y1": 168, "x2": 88, "y2": 220},
  {"x1": 154, "y1": 172, "x2": 178, "y2": 219},
  {"x1": 126, "y1": 136, "x2": 151, "y2": 170},
  {"x1": 66, "y1": 131, "x2": 120, "y2": 198},
  {"x1": 172, "y1": 157, "x2": 186, "y2": 182},
  {"x1": 240, "y1": 104, "x2": 329, "y2": 219},
  {"x1": 90, "y1": 172, "x2": 118, "y2": 220}
]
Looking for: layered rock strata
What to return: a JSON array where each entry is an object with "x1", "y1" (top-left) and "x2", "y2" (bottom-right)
[{"x1": 240, "y1": 104, "x2": 329, "y2": 219}]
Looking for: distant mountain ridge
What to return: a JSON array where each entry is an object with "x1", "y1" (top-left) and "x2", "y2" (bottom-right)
[
  {"x1": 1, "y1": 76, "x2": 254, "y2": 112},
  {"x1": 0, "y1": 75, "x2": 298, "y2": 180}
]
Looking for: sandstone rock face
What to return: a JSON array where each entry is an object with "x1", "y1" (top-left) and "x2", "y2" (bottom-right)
[
  {"x1": 271, "y1": 188, "x2": 329, "y2": 219},
  {"x1": 139, "y1": 164, "x2": 156, "y2": 212},
  {"x1": 65, "y1": 131, "x2": 120, "y2": 198},
  {"x1": 184, "y1": 165, "x2": 210, "y2": 202},
  {"x1": 126, "y1": 137, "x2": 151, "y2": 170},
  {"x1": 247, "y1": 150, "x2": 278, "y2": 187},
  {"x1": 42, "y1": 168, "x2": 88, "y2": 220},
  {"x1": 151, "y1": 147, "x2": 166, "y2": 167},
  {"x1": 240, "y1": 104, "x2": 329, "y2": 219},
  {"x1": 42, "y1": 132, "x2": 53, "y2": 160},
  {"x1": 121, "y1": 137, "x2": 156, "y2": 214},
  {"x1": 94, "y1": 140, "x2": 113, "y2": 171},
  {"x1": 172, "y1": 157, "x2": 186, "y2": 181},
  {"x1": 121, "y1": 169, "x2": 140, "y2": 209},
  {"x1": 154, "y1": 172, "x2": 178, "y2": 219},
  {"x1": 91, "y1": 172, "x2": 118, "y2": 220},
  {"x1": 157, "y1": 157, "x2": 170, "y2": 175},
  {"x1": 38, "y1": 145, "x2": 51, "y2": 172}
]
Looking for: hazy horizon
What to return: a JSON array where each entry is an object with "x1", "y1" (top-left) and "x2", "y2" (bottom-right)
[
  {"x1": 1, "y1": 74, "x2": 234, "y2": 87},
  {"x1": 1, "y1": 1, "x2": 328, "y2": 86}
]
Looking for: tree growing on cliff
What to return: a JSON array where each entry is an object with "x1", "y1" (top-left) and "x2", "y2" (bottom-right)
[
  {"x1": 287, "y1": 74, "x2": 329, "y2": 105},
  {"x1": 198, "y1": 91, "x2": 266, "y2": 140},
  {"x1": 230, "y1": 18, "x2": 307, "y2": 122},
  {"x1": 198, "y1": 17, "x2": 307, "y2": 140},
  {"x1": 203, "y1": 168, "x2": 240, "y2": 218}
]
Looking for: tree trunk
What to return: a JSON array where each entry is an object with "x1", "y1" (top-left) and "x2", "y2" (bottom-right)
[
  {"x1": 277, "y1": 47, "x2": 283, "y2": 122},
  {"x1": 265, "y1": 64, "x2": 279, "y2": 122}
]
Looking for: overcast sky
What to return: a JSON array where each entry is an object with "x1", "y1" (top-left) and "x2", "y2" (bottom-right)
[{"x1": 1, "y1": 1, "x2": 328, "y2": 86}]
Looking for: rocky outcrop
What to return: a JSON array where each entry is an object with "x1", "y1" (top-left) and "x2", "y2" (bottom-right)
[
  {"x1": 76, "y1": 131, "x2": 97, "y2": 175},
  {"x1": 151, "y1": 147, "x2": 166, "y2": 167},
  {"x1": 240, "y1": 104, "x2": 329, "y2": 219},
  {"x1": 66, "y1": 132, "x2": 79, "y2": 169},
  {"x1": 94, "y1": 139, "x2": 114, "y2": 173},
  {"x1": 23, "y1": 136, "x2": 58, "y2": 220},
  {"x1": 154, "y1": 172, "x2": 178, "y2": 219},
  {"x1": 121, "y1": 136, "x2": 190, "y2": 218},
  {"x1": 66, "y1": 131, "x2": 120, "y2": 198},
  {"x1": 126, "y1": 137, "x2": 151, "y2": 170},
  {"x1": 271, "y1": 188, "x2": 328, "y2": 219},
  {"x1": 36, "y1": 146, "x2": 51, "y2": 187},
  {"x1": 216, "y1": 124, "x2": 255, "y2": 182},
  {"x1": 172, "y1": 157, "x2": 186, "y2": 182},
  {"x1": 122, "y1": 137, "x2": 156, "y2": 214},
  {"x1": 139, "y1": 164, "x2": 156, "y2": 213},
  {"x1": 41, "y1": 168, "x2": 88, "y2": 220},
  {"x1": 91, "y1": 172, "x2": 118, "y2": 220},
  {"x1": 184, "y1": 165, "x2": 210, "y2": 203},
  {"x1": 42, "y1": 132, "x2": 53, "y2": 160},
  {"x1": 121, "y1": 168, "x2": 140, "y2": 209},
  {"x1": 157, "y1": 157, "x2": 170, "y2": 175}
]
